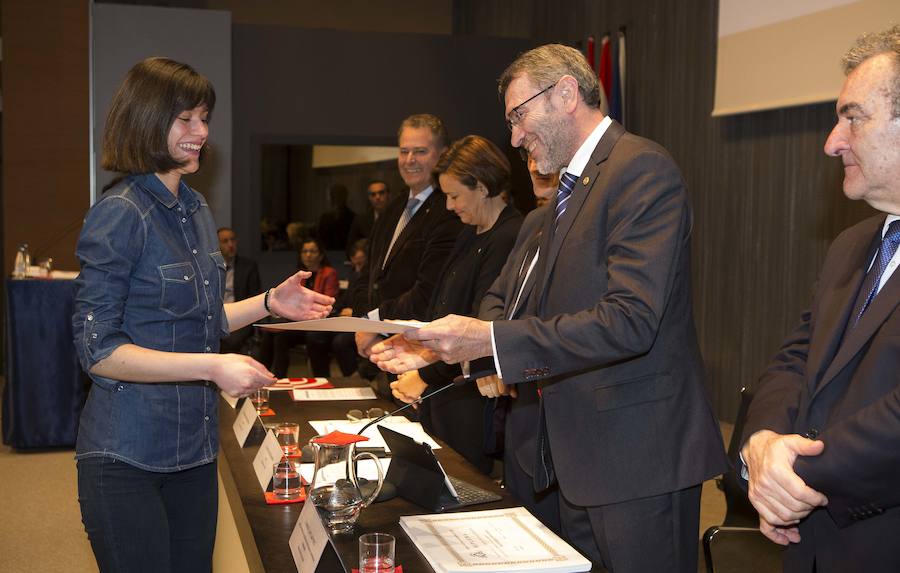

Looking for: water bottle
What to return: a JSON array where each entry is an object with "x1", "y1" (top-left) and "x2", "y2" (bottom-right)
[{"x1": 13, "y1": 244, "x2": 28, "y2": 279}]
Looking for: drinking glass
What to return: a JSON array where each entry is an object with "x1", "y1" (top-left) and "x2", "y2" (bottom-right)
[
  {"x1": 276, "y1": 422, "x2": 300, "y2": 456},
  {"x1": 359, "y1": 532, "x2": 395, "y2": 573},
  {"x1": 251, "y1": 388, "x2": 270, "y2": 414},
  {"x1": 272, "y1": 460, "x2": 303, "y2": 500}
]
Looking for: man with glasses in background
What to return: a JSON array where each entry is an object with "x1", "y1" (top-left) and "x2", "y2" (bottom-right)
[{"x1": 370, "y1": 44, "x2": 726, "y2": 572}]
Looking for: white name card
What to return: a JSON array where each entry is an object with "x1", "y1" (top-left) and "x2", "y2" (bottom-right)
[
  {"x1": 232, "y1": 398, "x2": 258, "y2": 447},
  {"x1": 252, "y1": 430, "x2": 283, "y2": 491},
  {"x1": 289, "y1": 499, "x2": 330, "y2": 573},
  {"x1": 222, "y1": 391, "x2": 239, "y2": 409},
  {"x1": 291, "y1": 387, "x2": 376, "y2": 401}
]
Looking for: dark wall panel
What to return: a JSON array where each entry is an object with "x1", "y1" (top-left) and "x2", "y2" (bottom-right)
[
  {"x1": 231, "y1": 25, "x2": 534, "y2": 263},
  {"x1": 2, "y1": 0, "x2": 90, "y2": 272},
  {"x1": 455, "y1": 0, "x2": 877, "y2": 420}
]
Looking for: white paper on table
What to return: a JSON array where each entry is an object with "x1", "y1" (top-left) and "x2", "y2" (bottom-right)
[
  {"x1": 307, "y1": 417, "x2": 440, "y2": 451},
  {"x1": 299, "y1": 458, "x2": 390, "y2": 484},
  {"x1": 252, "y1": 316, "x2": 426, "y2": 334},
  {"x1": 400, "y1": 507, "x2": 592, "y2": 573},
  {"x1": 291, "y1": 387, "x2": 377, "y2": 401}
]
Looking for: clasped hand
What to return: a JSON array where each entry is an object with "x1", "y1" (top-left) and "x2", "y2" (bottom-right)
[{"x1": 741, "y1": 430, "x2": 828, "y2": 545}]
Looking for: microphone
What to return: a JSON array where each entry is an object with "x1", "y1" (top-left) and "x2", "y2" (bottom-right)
[{"x1": 358, "y1": 374, "x2": 468, "y2": 435}]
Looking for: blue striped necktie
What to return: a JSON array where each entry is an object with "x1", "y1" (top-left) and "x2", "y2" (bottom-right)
[
  {"x1": 554, "y1": 172, "x2": 578, "y2": 231},
  {"x1": 852, "y1": 220, "x2": 900, "y2": 326}
]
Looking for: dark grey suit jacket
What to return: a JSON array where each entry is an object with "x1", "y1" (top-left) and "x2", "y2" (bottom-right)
[
  {"x1": 492, "y1": 121, "x2": 727, "y2": 507},
  {"x1": 744, "y1": 214, "x2": 900, "y2": 573},
  {"x1": 479, "y1": 206, "x2": 546, "y2": 478},
  {"x1": 352, "y1": 189, "x2": 462, "y2": 320},
  {"x1": 221, "y1": 255, "x2": 260, "y2": 352}
]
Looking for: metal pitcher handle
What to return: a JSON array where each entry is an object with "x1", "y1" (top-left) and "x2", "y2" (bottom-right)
[{"x1": 354, "y1": 451, "x2": 383, "y2": 507}]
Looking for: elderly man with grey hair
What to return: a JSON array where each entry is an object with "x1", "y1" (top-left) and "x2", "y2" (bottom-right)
[
  {"x1": 739, "y1": 25, "x2": 900, "y2": 573},
  {"x1": 370, "y1": 43, "x2": 727, "y2": 573}
]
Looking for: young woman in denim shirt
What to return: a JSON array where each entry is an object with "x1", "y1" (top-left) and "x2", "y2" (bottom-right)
[{"x1": 72, "y1": 57, "x2": 334, "y2": 573}]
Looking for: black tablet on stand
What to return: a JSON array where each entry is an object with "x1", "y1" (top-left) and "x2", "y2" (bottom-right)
[{"x1": 378, "y1": 425, "x2": 501, "y2": 512}]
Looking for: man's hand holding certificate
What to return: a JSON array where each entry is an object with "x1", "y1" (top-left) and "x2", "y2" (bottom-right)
[{"x1": 370, "y1": 314, "x2": 493, "y2": 367}]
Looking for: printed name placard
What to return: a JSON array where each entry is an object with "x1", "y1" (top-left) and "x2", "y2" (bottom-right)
[
  {"x1": 252, "y1": 430, "x2": 283, "y2": 491},
  {"x1": 232, "y1": 398, "x2": 258, "y2": 447},
  {"x1": 289, "y1": 500, "x2": 330, "y2": 573},
  {"x1": 221, "y1": 392, "x2": 239, "y2": 409}
]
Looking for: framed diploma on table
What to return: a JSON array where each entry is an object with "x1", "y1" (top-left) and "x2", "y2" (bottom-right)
[{"x1": 400, "y1": 507, "x2": 591, "y2": 572}]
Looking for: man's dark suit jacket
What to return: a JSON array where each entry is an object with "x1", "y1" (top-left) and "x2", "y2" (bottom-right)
[
  {"x1": 351, "y1": 189, "x2": 462, "y2": 320},
  {"x1": 479, "y1": 206, "x2": 560, "y2": 529},
  {"x1": 743, "y1": 214, "x2": 900, "y2": 573},
  {"x1": 347, "y1": 209, "x2": 376, "y2": 251},
  {"x1": 491, "y1": 121, "x2": 727, "y2": 508},
  {"x1": 220, "y1": 255, "x2": 260, "y2": 353}
]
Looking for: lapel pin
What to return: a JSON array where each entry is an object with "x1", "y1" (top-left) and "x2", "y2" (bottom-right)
[{"x1": 582, "y1": 176, "x2": 590, "y2": 186}]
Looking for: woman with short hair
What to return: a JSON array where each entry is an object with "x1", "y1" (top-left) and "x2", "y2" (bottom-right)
[
  {"x1": 390, "y1": 135, "x2": 523, "y2": 474},
  {"x1": 73, "y1": 57, "x2": 333, "y2": 572}
]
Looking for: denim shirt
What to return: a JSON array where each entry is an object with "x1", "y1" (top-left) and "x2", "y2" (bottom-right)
[{"x1": 73, "y1": 173, "x2": 229, "y2": 472}]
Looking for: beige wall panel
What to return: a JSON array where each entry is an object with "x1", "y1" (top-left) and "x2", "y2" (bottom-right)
[{"x1": 714, "y1": 0, "x2": 900, "y2": 116}]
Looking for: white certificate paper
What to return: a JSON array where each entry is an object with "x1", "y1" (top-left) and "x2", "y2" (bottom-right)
[
  {"x1": 400, "y1": 507, "x2": 591, "y2": 573},
  {"x1": 291, "y1": 387, "x2": 377, "y2": 401},
  {"x1": 253, "y1": 316, "x2": 426, "y2": 334}
]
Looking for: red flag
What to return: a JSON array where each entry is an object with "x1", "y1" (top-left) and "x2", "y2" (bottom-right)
[
  {"x1": 598, "y1": 35, "x2": 612, "y2": 103},
  {"x1": 586, "y1": 36, "x2": 596, "y2": 72}
]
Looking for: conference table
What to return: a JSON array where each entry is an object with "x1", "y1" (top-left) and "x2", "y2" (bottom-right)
[{"x1": 217, "y1": 381, "x2": 518, "y2": 573}]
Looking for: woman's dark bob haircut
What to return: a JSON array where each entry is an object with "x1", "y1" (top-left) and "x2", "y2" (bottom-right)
[
  {"x1": 101, "y1": 57, "x2": 216, "y2": 175},
  {"x1": 433, "y1": 135, "x2": 511, "y2": 197}
]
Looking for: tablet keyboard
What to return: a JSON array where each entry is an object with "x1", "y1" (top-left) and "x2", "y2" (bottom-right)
[{"x1": 447, "y1": 476, "x2": 502, "y2": 507}]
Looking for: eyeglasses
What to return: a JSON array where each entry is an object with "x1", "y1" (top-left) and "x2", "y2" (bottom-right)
[
  {"x1": 346, "y1": 407, "x2": 385, "y2": 421},
  {"x1": 505, "y1": 80, "x2": 559, "y2": 131}
]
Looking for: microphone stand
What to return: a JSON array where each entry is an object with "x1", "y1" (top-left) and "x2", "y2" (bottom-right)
[{"x1": 357, "y1": 376, "x2": 467, "y2": 436}]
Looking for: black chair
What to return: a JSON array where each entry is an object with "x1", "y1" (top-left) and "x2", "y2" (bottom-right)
[{"x1": 702, "y1": 387, "x2": 783, "y2": 573}]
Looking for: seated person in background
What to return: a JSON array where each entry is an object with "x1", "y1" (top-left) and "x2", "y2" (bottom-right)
[
  {"x1": 347, "y1": 181, "x2": 390, "y2": 251},
  {"x1": 389, "y1": 135, "x2": 523, "y2": 475},
  {"x1": 259, "y1": 238, "x2": 340, "y2": 378},
  {"x1": 330, "y1": 239, "x2": 370, "y2": 377},
  {"x1": 527, "y1": 154, "x2": 558, "y2": 208},
  {"x1": 218, "y1": 227, "x2": 261, "y2": 354},
  {"x1": 317, "y1": 183, "x2": 356, "y2": 251}
]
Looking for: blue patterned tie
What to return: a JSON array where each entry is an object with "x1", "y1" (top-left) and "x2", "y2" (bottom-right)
[
  {"x1": 853, "y1": 220, "x2": 900, "y2": 326},
  {"x1": 554, "y1": 172, "x2": 578, "y2": 230},
  {"x1": 383, "y1": 196, "x2": 420, "y2": 268}
]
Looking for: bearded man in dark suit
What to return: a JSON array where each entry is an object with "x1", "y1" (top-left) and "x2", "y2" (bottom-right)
[{"x1": 370, "y1": 45, "x2": 726, "y2": 572}]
